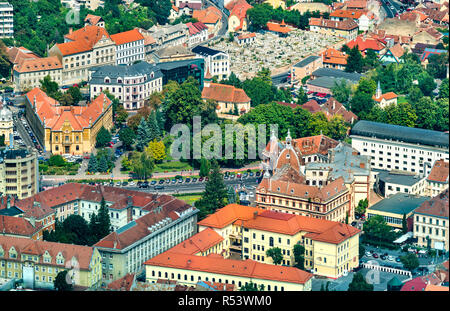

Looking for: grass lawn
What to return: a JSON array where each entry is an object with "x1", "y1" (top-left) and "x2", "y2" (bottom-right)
[
  {"x1": 173, "y1": 194, "x2": 202, "y2": 205},
  {"x1": 153, "y1": 161, "x2": 193, "y2": 173}
]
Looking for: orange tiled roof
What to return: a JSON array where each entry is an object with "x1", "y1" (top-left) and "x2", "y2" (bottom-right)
[
  {"x1": 197, "y1": 204, "x2": 264, "y2": 229},
  {"x1": 193, "y1": 6, "x2": 222, "y2": 24},
  {"x1": 425, "y1": 284, "x2": 449, "y2": 291},
  {"x1": 427, "y1": 160, "x2": 449, "y2": 183},
  {"x1": 167, "y1": 228, "x2": 224, "y2": 255},
  {"x1": 6, "y1": 47, "x2": 40, "y2": 65},
  {"x1": 330, "y1": 9, "x2": 366, "y2": 19},
  {"x1": 144, "y1": 252, "x2": 313, "y2": 285},
  {"x1": 84, "y1": 14, "x2": 103, "y2": 25},
  {"x1": 415, "y1": 188, "x2": 449, "y2": 219},
  {"x1": 0, "y1": 235, "x2": 96, "y2": 270},
  {"x1": 110, "y1": 29, "x2": 144, "y2": 46},
  {"x1": 309, "y1": 17, "x2": 358, "y2": 30},
  {"x1": 226, "y1": 0, "x2": 253, "y2": 31},
  {"x1": 266, "y1": 21, "x2": 293, "y2": 33},
  {"x1": 389, "y1": 43, "x2": 405, "y2": 59},
  {"x1": 292, "y1": 135, "x2": 339, "y2": 156},
  {"x1": 322, "y1": 48, "x2": 348, "y2": 65},
  {"x1": 322, "y1": 97, "x2": 357, "y2": 123},
  {"x1": 107, "y1": 273, "x2": 136, "y2": 291},
  {"x1": 372, "y1": 91, "x2": 398, "y2": 102},
  {"x1": 237, "y1": 32, "x2": 256, "y2": 40},
  {"x1": 58, "y1": 25, "x2": 111, "y2": 56},
  {"x1": 14, "y1": 56, "x2": 62, "y2": 74},
  {"x1": 346, "y1": 35, "x2": 385, "y2": 51},
  {"x1": 25, "y1": 88, "x2": 112, "y2": 131},
  {"x1": 346, "y1": 0, "x2": 367, "y2": 9},
  {"x1": 202, "y1": 83, "x2": 251, "y2": 104}
]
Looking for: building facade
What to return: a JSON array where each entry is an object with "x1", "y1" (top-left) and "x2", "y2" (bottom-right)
[
  {"x1": 309, "y1": 17, "x2": 359, "y2": 40},
  {"x1": 350, "y1": 120, "x2": 450, "y2": 177},
  {"x1": 192, "y1": 45, "x2": 230, "y2": 80},
  {"x1": 0, "y1": 2, "x2": 13, "y2": 38},
  {"x1": 12, "y1": 57, "x2": 63, "y2": 93},
  {"x1": 89, "y1": 61, "x2": 163, "y2": 111},
  {"x1": 0, "y1": 147, "x2": 38, "y2": 200},
  {"x1": 24, "y1": 88, "x2": 113, "y2": 155},
  {"x1": 0, "y1": 100, "x2": 13, "y2": 145},
  {"x1": 425, "y1": 160, "x2": 449, "y2": 198},
  {"x1": 110, "y1": 29, "x2": 145, "y2": 65}
]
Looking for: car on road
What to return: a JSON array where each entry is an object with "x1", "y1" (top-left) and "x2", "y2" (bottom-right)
[
  {"x1": 230, "y1": 174, "x2": 235, "y2": 179},
  {"x1": 365, "y1": 251, "x2": 372, "y2": 257},
  {"x1": 237, "y1": 173, "x2": 242, "y2": 179},
  {"x1": 388, "y1": 255, "x2": 395, "y2": 261},
  {"x1": 192, "y1": 178, "x2": 197, "y2": 183},
  {"x1": 185, "y1": 178, "x2": 191, "y2": 183},
  {"x1": 256, "y1": 171, "x2": 261, "y2": 177},
  {"x1": 137, "y1": 181, "x2": 142, "y2": 187},
  {"x1": 165, "y1": 179, "x2": 170, "y2": 184},
  {"x1": 159, "y1": 179, "x2": 164, "y2": 184},
  {"x1": 129, "y1": 181, "x2": 135, "y2": 187},
  {"x1": 115, "y1": 182, "x2": 121, "y2": 187},
  {"x1": 380, "y1": 255, "x2": 386, "y2": 260},
  {"x1": 150, "y1": 180, "x2": 157, "y2": 186},
  {"x1": 224, "y1": 175, "x2": 229, "y2": 180},
  {"x1": 249, "y1": 172, "x2": 254, "y2": 177},
  {"x1": 242, "y1": 172, "x2": 248, "y2": 178},
  {"x1": 178, "y1": 178, "x2": 183, "y2": 183},
  {"x1": 199, "y1": 177, "x2": 204, "y2": 182},
  {"x1": 373, "y1": 253, "x2": 379, "y2": 258},
  {"x1": 154, "y1": 185, "x2": 164, "y2": 190},
  {"x1": 171, "y1": 179, "x2": 177, "y2": 184},
  {"x1": 122, "y1": 182, "x2": 128, "y2": 186},
  {"x1": 395, "y1": 257, "x2": 401, "y2": 263}
]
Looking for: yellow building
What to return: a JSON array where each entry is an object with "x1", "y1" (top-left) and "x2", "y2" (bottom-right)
[
  {"x1": 24, "y1": 88, "x2": 113, "y2": 155},
  {"x1": 198, "y1": 204, "x2": 361, "y2": 279},
  {"x1": 226, "y1": 0, "x2": 252, "y2": 33},
  {"x1": 0, "y1": 236, "x2": 102, "y2": 289},
  {"x1": 0, "y1": 99, "x2": 13, "y2": 145}
]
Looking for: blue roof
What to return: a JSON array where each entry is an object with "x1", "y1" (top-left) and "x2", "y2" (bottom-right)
[
  {"x1": 368, "y1": 193, "x2": 430, "y2": 216},
  {"x1": 116, "y1": 221, "x2": 137, "y2": 235}
]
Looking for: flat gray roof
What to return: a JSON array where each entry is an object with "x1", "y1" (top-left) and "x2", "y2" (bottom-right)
[
  {"x1": 351, "y1": 120, "x2": 449, "y2": 148},
  {"x1": 368, "y1": 193, "x2": 430, "y2": 215},
  {"x1": 377, "y1": 170, "x2": 424, "y2": 186},
  {"x1": 311, "y1": 68, "x2": 363, "y2": 82},
  {"x1": 307, "y1": 76, "x2": 356, "y2": 89},
  {"x1": 294, "y1": 55, "x2": 320, "y2": 68}
]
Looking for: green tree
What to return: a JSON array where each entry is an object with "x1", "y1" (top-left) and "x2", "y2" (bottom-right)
[
  {"x1": 355, "y1": 199, "x2": 368, "y2": 216},
  {"x1": 434, "y1": 97, "x2": 449, "y2": 132},
  {"x1": 130, "y1": 151, "x2": 154, "y2": 180},
  {"x1": 54, "y1": 270, "x2": 73, "y2": 291},
  {"x1": 363, "y1": 215, "x2": 397, "y2": 245},
  {"x1": 0, "y1": 134, "x2": 5, "y2": 147},
  {"x1": 418, "y1": 72, "x2": 437, "y2": 97},
  {"x1": 145, "y1": 139, "x2": 166, "y2": 162},
  {"x1": 266, "y1": 247, "x2": 283, "y2": 265},
  {"x1": 62, "y1": 215, "x2": 91, "y2": 245},
  {"x1": 97, "y1": 196, "x2": 112, "y2": 239},
  {"x1": 296, "y1": 87, "x2": 309, "y2": 105},
  {"x1": 199, "y1": 158, "x2": 210, "y2": 178},
  {"x1": 242, "y1": 76, "x2": 274, "y2": 107},
  {"x1": 345, "y1": 46, "x2": 364, "y2": 73},
  {"x1": 147, "y1": 110, "x2": 161, "y2": 142},
  {"x1": 331, "y1": 79, "x2": 352, "y2": 103},
  {"x1": 87, "y1": 154, "x2": 98, "y2": 173},
  {"x1": 350, "y1": 92, "x2": 374, "y2": 119},
  {"x1": 426, "y1": 52, "x2": 449, "y2": 79},
  {"x1": 356, "y1": 77, "x2": 377, "y2": 96},
  {"x1": 348, "y1": 272, "x2": 374, "y2": 291},
  {"x1": 95, "y1": 126, "x2": 112, "y2": 148},
  {"x1": 196, "y1": 160, "x2": 228, "y2": 216},
  {"x1": 406, "y1": 86, "x2": 424, "y2": 104},
  {"x1": 119, "y1": 127, "x2": 136, "y2": 150},
  {"x1": 98, "y1": 155, "x2": 109, "y2": 173},
  {"x1": 328, "y1": 115, "x2": 348, "y2": 140},
  {"x1": 40, "y1": 75, "x2": 59, "y2": 98},
  {"x1": 48, "y1": 155, "x2": 66, "y2": 167},
  {"x1": 384, "y1": 102, "x2": 417, "y2": 127},
  {"x1": 247, "y1": 3, "x2": 272, "y2": 30},
  {"x1": 239, "y1": 282, "x2": 264, "y2": 291},
  {"x1": 293, "y1": 243, "x2": 305, "y2": 269},
  {"x1": 438, "y1": 78, "x2": 449, "y2": 99},
  {"x1": 292, "y1": 106, "x2": 313, "y2": 138},
  {"x1": 0, "y1": 40, "x2": 12, "y2": 78},
  {"x1": 307, "y1": 112, "x2": 330, "y2": 136},
  {"x1": 136, "y1": 117, "x2": 151, "y2": 151},
  {"x1": 412, "y1": 97, "x2": 438, "y2": 130},
  {"x1": 400, "y1": 253, "x2": 419, "y2": 271},
  {"x1": 67, "y1": 86, "x2": 82, "y2": 104},
  {"x1": 363, "y1": 49, "x2": 380, "y2": 71}
]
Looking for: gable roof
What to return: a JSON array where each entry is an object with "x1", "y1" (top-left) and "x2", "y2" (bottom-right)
[
  {"x1": 14, "y1": 56, "x2": 62, "y2": 74},
  {"x1": 57, "y1": 25, "x2": 111, "y2": 56},
  {"x1": 309, "y1": 17, "x2": 359, "y2": 30},
  {"x1": 0, "y1": 215, "x2": 42, "y2": 238},
  {"x1": 346, "y1": 35, "x2": 385, "y2": 51},
  {"x1": 372, "y1": 91, "x2": 398, "y2": 102},
  {"x1": 197, "y1": 204, "x2": 263, "y2": 229},
  {"x1": 201, "y1": 83, "x2": 250, "y2": 103},
  {"x1": 414, "y1": 188, "x2": 449, "y2": 219},
  {"x1": 192, "y1": 6, "x2": 222, "y2": 25},
  {"x1": 110, "y1": 29, "x2": 144, "y2": 46},
  {"x1": 427, "y1": 160, "x2": 449, "y2": 183},
  {"x1": 167, "y1": 228, "x2": 224, "y2": 255}
]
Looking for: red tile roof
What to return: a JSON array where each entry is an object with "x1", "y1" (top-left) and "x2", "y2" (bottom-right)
[
  {"x1": 0, "y1": 235, "x2": 96, "y2": 270},
  {"x1": 25, "y1": 88, "x2": 111, "y2": 131},
  {"x1": 198, "y1": 204, "x2": 263, "y2": 229},
  {"x1": 0, "y1": 215, "x2": 42, "y2": 238},
  {"x1": 58, "y1": 25, "x2": 111, "y2": 56},
  {"x1": 415, "y1": 188, "x2": 449, "y2": 219},
  {"x1": 292, "y1": 134, "x2": 339, "y2": 157},
  {"x1": 372, "y1": 91, "x2": 398, "y2": 102},
  {"x1": 167, "y1": 228, "x2": 224, "y2": 255},
  {"x1": 14, "y1": 56, "x2": 62, "y2": 74},
  {"x1": 266, "y1": 21, "x2": 293, "y2": 33},
  {"x1": 322, "y1": 48, "x2": 348, "y2": 66},
  {"x1": 330, "y1": 9, "x2": 366, "y2": 20},
  {"x1": 346, "y1": 35, "x2": 385, "y2": 51},
  {"x1": 84, "y1": 14, "x2": 103, "y2": 26},
  {"x1": 401, "y1": 277, "x2": 427, "y2": 291},
  {"x1": 201, "y1": 83, "x2": 251, "y2": 104},
  {"x1": 427, "y1": 160, "x2": 449, "y2": 183},
  {"x1": 106, "y1": 273, "x2": 135, "y2": 291},
  {"x1": 237, "y1": 32, "x2": 256, "y2": 40},
  {"x1": 309, "y1": 17, "x2": 358, "y2": 30},
  {"x1": 301, "y1": 100, "x2": 321, "y2": 113},
  {"x1": 226, "y1": 0, "x2": 253, "y2": 31},
  {"x1": 322, "y1": 97, "x2": 357, "y2": 123},
  {"x1": 6, "y1": 47, "x2": 40, "y2": 65},
  {"x1": 192, "y1": 6, "x2": 222, "y2": 25},
  {"x1": 144, "y1": 252, "x2": 313, "y2": 285},
  {"x1": 346, "y1": 0, "x2": 367, "y2": 9},
  {"x1": 110, "y1": 29, "x2": 144, "y2": 46}
]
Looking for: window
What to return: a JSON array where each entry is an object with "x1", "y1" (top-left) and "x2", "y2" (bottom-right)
[{"x1": 269, "y1": 237, "x2": 274, "y2": 247}]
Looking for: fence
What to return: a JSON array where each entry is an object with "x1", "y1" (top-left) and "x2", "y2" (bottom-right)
[{"x1": 362, "y1": 262, "x2": 412, "y2": 277}]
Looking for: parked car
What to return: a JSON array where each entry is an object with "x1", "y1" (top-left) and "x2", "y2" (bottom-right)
[
  {"x1": 388, "y1": 255, "x2": 395, "y2": 261},
  {"x1": 165, "y1": 179, "x2": 170, "y2": 184},
  {"x1": 150, "y1": 180, "x2": 157, "y2": 186},
  {"x1": 380, "y1": 255, "x2": 386, "y2": 260},
  {"x1": 373, "y1": 253, "x2": 379, "y2": 258},
  {"x1": 122, "y1": 182, "x2": 128, "y2": 186},
  {"x1": 230, "y1": 174, "x2": 235, "y2": 179},
  {"x1": 365, "y1": 251, "x2": 372, "y2": 257},
  {"x1": 178, "y1": 178, "x2": 183, "y2": 183},
  {"x1": 129, "y1": 181, "x2": 135, "y2": 187},
  {"x1": 192, "y1": 178, "x2": 197, "y2": 183},
  {"x1": 154, "y1": 185, "x2": 164, "y2": 190},
  {"x1": 159, "y1": 179, "x2": 165, "y2": 184},
  {"x1": 395, "y1": 257, "x2": 401, "y2": 263},
  {"x1": 137, "y1": 181, "x2": 142, "y2": 187},
  {"x1": 171, "y1": 179, "x2": 177, "y2": 184},
  {"x1": 224, "y1": 175, "x2": 229, "y2": 180},
  {"x1": 243, "y1": 172, "x2": 248, "y2": 178},
  {"x1": 185, "y1": 178, "x2": 191, "y2": 183},
  {"x1": 199, "y1": 177, "x2": 204, "y2": 182},
  {"x1": 255, "y1": 171, "x2": 261, "y2": 177},
  {"x1": 249, "y1": 172, "x2": 254, "y2": 177}
]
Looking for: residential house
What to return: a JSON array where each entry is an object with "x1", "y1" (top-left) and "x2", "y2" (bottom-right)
[
  {"x1": 329, "y1": 9, "x2": 373, "y2": 31},
  {"x1": 12, "y1": 57, "x2": 63, "y2": 93},
  {"x1": 321, "y1": 48, "x2": 348, "y2": 70},
  {"x1": 201, "y1": 82, "x2": 251, "y2": 117},
  {"x1": 186, "y1": 22, "x2": 209, "y2": 47},
  {"x1": 226, "y1": 0, "x2": 252, "y2": 33},
  {"x1": 309, "y1": 18, "x2": 359, "y2": 40},
  {"x1": 266, "y1": 20, "x2": 294, "y2": 37},
  {"x1": 380, "y1": 43, "x2": 405, "y2": 64},
  {"x1": 110, "y1": 29, "x2": 145, "y2": 65},
  {"x1": 372, "y1": 81, "x2": 398, "y2": 108},
  {"x1": 84, "y1": 14, "x2": 105, "y2": 28},
  {"x1": 0, "y1": 215, "x2": 43, "y2": 240},
  {"x1": 236, "y1": 32, "x2": 256, "y2": 45},
  {"x1": 346, "y1": 35, "x2": 386, "y2": 54},
  {"x1": 192, "y1": 6, "x2": 223, "y2": 36},
  {"x1": 425, "y1": 160, "x2": 449, "y2": 197},
  {"x1": 321, "y1": 97, "x2": 358, "y2": 124},
  {"x1": 290, "y1": 55, "x2": 323, "y2": 85},
  {"x1": 157, "y1": 58, "x2": 205, "y2": 87}
]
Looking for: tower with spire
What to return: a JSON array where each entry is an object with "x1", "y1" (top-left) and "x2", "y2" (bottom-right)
[{"x1": 376, "y1": 80, "x2": 382, "y2": 99}]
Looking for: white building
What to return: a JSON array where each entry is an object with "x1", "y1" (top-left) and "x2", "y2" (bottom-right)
[
  {"x1": 192, "y1": 45, "x2": 230, "y2": 80},
  {"x1": 374, "y1": 169, "x2": 427, "y2": 198},
  {"x1": 110, "y1": 29, "x2": 145, "y2": 65},
  {"x1": 89, "y1": 61, "x2": 163, "y2": 110},
  {"x1": 0, "y1": 2, "x2": 13, "y2": 38},
  {"x1": 350, "y1": 121, "x2": 449, "y2": 177},
  {"x1": 186, "y1": 22, "x2": 209, "y2": 47}
]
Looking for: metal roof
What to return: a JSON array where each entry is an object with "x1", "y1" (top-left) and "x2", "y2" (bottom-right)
[
  {"x1": 368, "y1": 193, "x2": 430, "y2": 215},
  {"x1": 377, "y1": 170, "x2": 424, "y2": 187},
  {"x1": 294, "y1": 55, "x2": 320, "y2": 68},
  {"x1": 89, "y1": 61, "x2": 163, "y2": 85},
  {"x1": 192, "y1": 45, "x2": 222, "y2": 56},
  {"x1": 311, "y1": 67, "x2": 363, "y2": 82},
  {"x1": 307, "y1": 76, "x2": 356, "y2": 89},
  {"x1": 350, "y1": 120, "x2": 449, "y2": 148}
]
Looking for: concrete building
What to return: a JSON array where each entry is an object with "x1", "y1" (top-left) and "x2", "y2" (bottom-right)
[
  {"x1": 0, "y1": 236, "x2": 102, "y2": 289},
  {"x1": 290, "y1": 55, "x2": 323, "y2": 85},
  {"x1": 24, "y1": 88, "x2": 113, "y2": 155},
  {"x1": 367, "y1": 193, "x2": 430, "y2": 229},
  {"x1": 350, "y1": 120, "x2": 449, "y2": 176},
  {"x1": 413, "y1": 189, "x2": 449, "y2": 252},
  {"x1": 329, "y1": 9, "x2": 373, "y2": 31},
  {"x1": 49, "y1": 25, "x2": 116, "y2": 86},
  {"x1": 309, "y1": 17, "x2": 359, "y2": 40},
  {"x1": 375, "y1": 169, "x2": 427, "y2": 198},
  {"x1": 0, "y1": 147, "x2": 38, "y2": 200},
  {"x1": 94, "y1": 199, "x2": 198, "y2": 286},
  {"x1": 152, "y1": 45, "x2": 196, "y2": 64},
  {"x1": 110, "y1": 29, "x2": 145, "y2": 65},
  {"x1": 192, "y1": 45, "x2": 230, "y2": 80},
  {"x1": 89, "y1": 61, "x2": 163, "y2": 111},
  {"x1": 186, "y1": 22, "x2": 209, "y2": 47},
  {"x1": 321, "y1": 48, "x2": 348, "y2": 71},
  {"x1": 147, "y1": 24, "x2": 189, "y2": 51},
  {"x1": 0, "y1": 2, "x2": 13, "y2": 38},
  {"x1": 157, "y1": 58, "x2": 205, "y2": 87}
]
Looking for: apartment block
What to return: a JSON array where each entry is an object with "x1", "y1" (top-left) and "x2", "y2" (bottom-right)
[{"x1": 0, "y1": 2, "x2": 13, "y2": 38}]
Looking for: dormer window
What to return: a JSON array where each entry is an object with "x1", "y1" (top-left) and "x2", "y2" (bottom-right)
[
  {"x1": 104, "y1": 77, "x2": 110, "y2": 84},
  {"x1": 286, "y1": 153, "x2": 290, "y2": 159},
  {"x1": 117, "y1": 78, "x2": 123, "y2": 84}
]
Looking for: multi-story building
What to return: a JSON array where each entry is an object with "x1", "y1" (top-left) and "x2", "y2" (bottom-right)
[
  {"x1": 94, "y1": 201, "x2": 198, "y2": 286},
  {"x1": 147, "y1": 24, "x2": 189, "y2": 51},
  {"x1": 309, "y1": 17, "x2": 359, "y2": 40},
  {"x1": 152, "y1": 45, "x2": 196, "y2": 64},
  {"x1": 0, "y1": 236, "x2": 102, "y2": 289},
  {"x1": 192, "y1": 6, "x2": 223, "y2": 36},
  {"x1": 110, "y1": 29, "x2": 145, "y2": 65},
  {"x1": 0, "y1": 2, "x2": 13, "y2": 38},
  {"x1": 197, "y1": 204, "x2": 360, "y2": 279},
  {"x1": 89, "y1": 61, "x2": 163, "y2": 111},
  {"x1": 0, "y1": 215, "x2": 43, "y2": 240},
  {"x1": 186, "y1": 22, "x2": 209, "y2": 47},
  {"x1": 226, "y1": 0, "x2": 252, "y2": 33},
  {"x1": 157, "y1": 58, "x2": 205, "y2": 87},
  {"x1": 305, "y1": 142, "x2": 372, "y2": 217},
  {"x1": 24, "y1": 88, "x2": 113, "y2": 155},
  {"x1": 0, "y1": 147, "x2": 38, "y2": 200},
  {"x1": 9, "y1": 197, "x2": 55, "y2": 234},
  {"x1": 329, "y1": 9, "x2": 373, "y2": 31},
  {"x1": 290, "y1": 56, "x2": 323, "y2": 85},
  {"x1": 367, "y1": 193, "x2": 430, "y2": 229},
  {"x1": 425, "y1": 160, "x2": 449, "y2": 197},
  {"x1": 49, "y1": 25, "x2": 116, "y2": 86},
  {"x1": 375, "y1": 170, "x2": 427, "y2": 198},
  {"x1": 84, "y1": 14, "x2": 105, "y2": 28},
  {"x1": 321, "y1": 48, "x2": 348, "y2": 71},
  {"x1": 0, "y1": 100, "x2": 13, "y2": 145},
  {"x1": 12, "y1": 57, "x2": 63, "y2": 93},
  {"x1": 192, "y1": 45, "x2": 230, "y2": 80},
  {"x1": 413, "y1": 189, "x2": 449, "y2": 252},
  {"x1": 350, "y1": 120, "x2": 450, "y2": 177}
]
